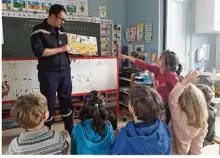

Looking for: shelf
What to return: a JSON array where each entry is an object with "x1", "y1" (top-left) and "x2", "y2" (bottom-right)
[
  {"x1": 120, "y1": 77, "x2": 131, "y2": 82},
  {"x1": 119, "y1": 102, "x2": 128, "y2": 107},
  {"x1": 134, "y1": 81, "x2": 152, "y2": 85}
]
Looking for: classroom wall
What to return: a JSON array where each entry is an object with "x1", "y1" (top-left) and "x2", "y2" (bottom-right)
[
  {"x1": 88, "y1": 0, "x2": 126, "y2": 46},
  {"x1": 189, "y1": 0, "x2": 217, "y2": 70},
  {"x1": 125, "y1": 0, "x2": 164, "y2": 63}
]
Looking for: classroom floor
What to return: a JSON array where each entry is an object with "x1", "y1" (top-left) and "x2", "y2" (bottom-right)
[{"x1": 2, "y1": 117, "x2": 220, "y2": 155}]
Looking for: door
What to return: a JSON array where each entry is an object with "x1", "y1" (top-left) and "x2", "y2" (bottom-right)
[{"x1": 166, "y1": 0, "x2": 190, "y2": 76}]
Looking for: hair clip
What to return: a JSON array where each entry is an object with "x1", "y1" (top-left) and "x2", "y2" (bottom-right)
[{"x1": 95, "y1": 104, "x2": 99, "y2": 107}]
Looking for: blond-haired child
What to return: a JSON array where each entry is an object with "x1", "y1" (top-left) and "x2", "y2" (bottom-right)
[
  {"x1": 168, "y1": 71, "x2": 208, "y2": 155},
  {"x1": 6, "y1": 92, "x2": 70, "y2": 155}
]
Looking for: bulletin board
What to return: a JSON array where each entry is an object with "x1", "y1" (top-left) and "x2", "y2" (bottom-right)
[{"x1": 2, "y1": 57, "x2": 118, "y2": 103}]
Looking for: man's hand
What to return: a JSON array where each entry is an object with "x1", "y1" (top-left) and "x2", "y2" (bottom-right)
[{"x1": 60, "y1": 45, "x2": 72, "y2": 53}]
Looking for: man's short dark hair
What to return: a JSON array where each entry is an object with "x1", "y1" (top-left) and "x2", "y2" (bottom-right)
[
  {"x1": 49, "y1": 4, "x2": 66, "y2": 16},
  {"x1": 130, "y1": 85, "x2": 163, "y2": 124}
]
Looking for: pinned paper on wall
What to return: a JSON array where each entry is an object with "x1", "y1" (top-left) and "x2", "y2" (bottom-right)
[
  {"x1": 41, "y1": 0, "x2": 53, "y2": 12},
  {"x1": 113, "y1": 24, "x2": 121, "y2": 32},
  {"x1": 145, "y1": 23, "x2": 153, "y2": 43},
  {"x1": 27, "y1": 0, "x2": 41, "y2": 11},
  {"x1": 78, "y1": 0, "x2": 88, "y2": 16},
  {"x1": 2, "y1": 0, "x2": 12, "y2": 10},
  {"x1": 13, "y1": 0, "x2": 27, "y2": 11},
  {"x1": 99, "y1": 6, "x2": 106, "y2": 18},
  {"x1": 151, "y1": 49, "x2": 157, "y2": 62},
  {"x1": 112, "y1": 24, "x2": 122, "y2": 56},
  {"x1": 65, "y1": 0, "x2": 77, "y2": 14},
  {"x1": 53, "y1": 0, "x2": 64, "y2": 5},
  {"x1": 113, "y1": 33, "x2": 121, "y2": 41},
  {"x1": 136, "y1": 23, "x2": 144, "y2": 41},
  {"x1": 126, "y1": 26, "x2": 137, "y2": 43},
  {"x1": 135, "y1": 44, "x2": 144, "y2": 52}
]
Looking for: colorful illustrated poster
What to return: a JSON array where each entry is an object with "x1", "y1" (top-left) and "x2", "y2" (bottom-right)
[
  {"x1": 41, "y1": 0, "x2": 53, "y2": 12},
  {"x1": 137, "y1": 23, "x2": 144, "y2": 41},
  {"x1": 67, "y1": 33, "x2": 98, "y2": 56},
  {"x1": 77, "y1": 0, "x2": 88, "y2": 16},
  {"x1": 13, "y1": 0, "x2": 27, "y2": 11},
  {"x1": 2, "y1": 0, "x2": 12, "y2": 10},
  {"x1": 27, "y1": 0, "x2": 41, "y2": 11},
  {"x1": 65, "y1": 0, "x2": 77, "y2": 14}
]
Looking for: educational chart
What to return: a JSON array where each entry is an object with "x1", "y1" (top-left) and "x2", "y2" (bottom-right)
[
  {"x1": 2, "y1": 0, "x2": 88, "y2": 16},
  {"x1": 67, "y1": 33, "x2": 98, "y2": 56},
  {"x1": 2, "y1": 58, "x2": 117, "y2": 102}
]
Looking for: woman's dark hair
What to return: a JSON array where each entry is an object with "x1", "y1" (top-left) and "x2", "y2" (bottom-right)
[
  {"x1": 79, "y1": 90, "x2": 108, "y2": 136},
  {"x1": 160, "y1": 50, "x2": 183, "y2": 76},
  {"x1": 130, "y1": 85, "x2": 164, "y2": 124},
  {"x1": 49, "y1": 4, "x2": 66, "y2": 16}
]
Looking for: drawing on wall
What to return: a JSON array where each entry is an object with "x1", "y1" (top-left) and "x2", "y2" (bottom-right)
[
  {"x1": 65, "y1": 0, "x2": 77, "y2": 14},
  {"x1": 13, "y1": 0, "x2": 27, "y2": 11},
  {"x1": 2, "y1": 0, "x2": 12, "y2": 10},
  {"x1": 151, "y1": 48, "x2": 157, "y2": 62},
  {"x1": 112, "y1": 24, "x2": 121, "y2": 56},
  {"x1": 78, "y1": 0, "x2": 88, "y2": 16},
  {"x1": 27, "y1": 0, "x2": 41, "y2": 11},
  {"x1": 135, "y1": 44, "x2": 144, "y2": 52},
  {"x1": 145, "y1": 23, "x2": 153, "y2": 43},
  {"x1": 41, "y1": 0, "x2": 53, "y2": 11},
  {"x1": 99, "y1": 6, "x2": 106, "y2": 18},
  {"x1": 67, "y1": 33, "x2": 98, "y2": 56},
  {"x1": 136, "y1": 22, "x2": 144, "y2": 41}
]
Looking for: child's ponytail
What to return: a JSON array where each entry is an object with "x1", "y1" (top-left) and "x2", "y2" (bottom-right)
[
  {"x1": 176, "y1": 63, "x2": 183, "y2": 76},
  {"x1": 92, "y1": 104, "x2": 106, "y2": 136}
]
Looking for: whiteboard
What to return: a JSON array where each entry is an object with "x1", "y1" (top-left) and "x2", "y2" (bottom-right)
[{"x1": 2, "y1": 58, "x2": 118, "y2": 102}]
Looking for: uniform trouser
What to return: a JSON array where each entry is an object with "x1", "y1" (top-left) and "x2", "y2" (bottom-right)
[{"x1": 38, "y1": 69, "x2": 73, "y2": 134}]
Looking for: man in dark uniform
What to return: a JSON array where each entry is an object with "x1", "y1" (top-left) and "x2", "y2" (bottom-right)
[{"x1": 31, "y1": 4, "x2": 73, "y2": 134}]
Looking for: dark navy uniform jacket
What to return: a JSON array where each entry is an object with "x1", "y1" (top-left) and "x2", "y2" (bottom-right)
[{"x1": 31, "y1": 19, "x2": 70, "y2": 71}]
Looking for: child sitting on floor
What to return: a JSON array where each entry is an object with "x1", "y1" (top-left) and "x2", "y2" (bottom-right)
[
  {"x1": 168, "y1": 71, "x2": 208, "y2": 155},
  {"x1": 6, "y1": 92, "x2": 70, "y2": 155},
  {"x1": 196, "y1": 84, "x2": 220, "y2": 146},
  {"x1": 110, "y1": 85, "x2": 171, "y2": 155},
  {"x1": 83, "y1": 90, "x2": 118, "y2": 133},
  {"x1": 2, "y1": 81, "x2": 10, "y2": 98},
  {"x1": 71, "y1": 91, "x2": 114, "y2": 155}
]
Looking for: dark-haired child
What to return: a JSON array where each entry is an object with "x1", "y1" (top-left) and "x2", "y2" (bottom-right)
[
  {"x1": 196, "y1": 84, "x2": 220, "y2": 146},
  {"x1": 120, "y1": 50, "x2": 182, "y2": 124},
  {"x1": 110, "y1": 85, "x2": 171, "y2": 155},
  {"x1": 83, "y1": 90, "x2": 118, "y2": 134},
  {"x1": 71, "y1": 91, "x2": 114, "y2": 155}
]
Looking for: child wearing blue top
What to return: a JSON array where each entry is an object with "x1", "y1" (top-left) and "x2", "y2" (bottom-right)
[
  {"x1": 110, "y1": 85, "x2": 172, "y2": 155},
  {"x1": 71, "y1": 91, "x2": 114, "y2": 155}
]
